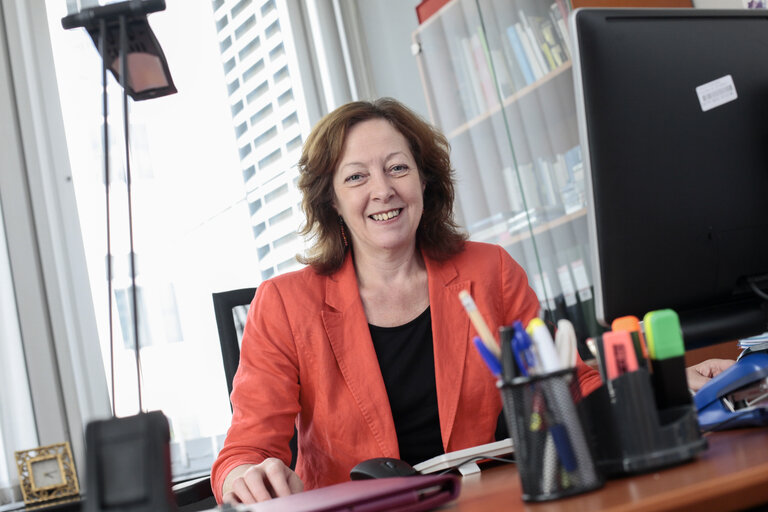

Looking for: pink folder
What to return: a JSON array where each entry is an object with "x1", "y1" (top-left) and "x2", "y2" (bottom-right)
[{"x1": 239, "y1": 474, "x2": 460, "y2": 511}]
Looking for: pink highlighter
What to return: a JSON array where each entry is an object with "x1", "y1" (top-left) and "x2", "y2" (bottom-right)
[{"x1": 601, "y1": 330, "x2": 639, "y2": 381}]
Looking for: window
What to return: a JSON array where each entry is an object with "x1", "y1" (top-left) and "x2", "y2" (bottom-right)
[
  {"x1": 114, "y1": 287, "x2": 147, "y2": 349},
  {"x1": 257, "y1": 244, "x2": 270, "y2": 258},
  {"x1": 231, "y1": 0, "x2": 253, "y2": 19},
  {"x1": 281, "y1": 111, "x2": 298, "y2": 129},
  {"x1": 212, "y1": 0, "x2": 225, "y2": 11},
  {"x1": 219, "y1": 35, "x2": 232, "y2": 52},
  {"x1": 245, "y1": 80, "x2": 269, "y2": 104},
  {"x1": 261, "y1": 0, "x2": 276, "y2": 17},
  {"x1": 215, "y1": 14, "x2": 229, "y2": 31},
  {"x1": 223, "y1": 56, "x2": 236, "y2": 74},
  {"x1": 265, "y1": 183, "x2": 288, "y2": 203},
  {"x1": 248, "y1": 198, "x2": 262, "y2": 216},
  {"x1": 268, "y1": 207, "x2": 292, "y2": 226},
  {"x1": 258, "y1": 148, "x2": 282, "y2": 169},
  {"x1": 239, "y1": 143, "x2": 252, "y2": 158},
  {"x1": 235, "y1": 121, "x2": 248, "y2": 138},
  {"x1": 273, "y1": 231, "x2": 298, "y2": 248},
  {"x1": 243, "y1": 166, "x2": 257, "y2": 183},
  {"x1": 273, "y1": 65, "x2": 289, "y2": 84},
  {"x1": 234, "y1": 15, "x2": 256, "y2": 40},
  {"x1": 231, "y1": 99, "x2": 244, "y2": 116},
  {"x1": 268, "y1": 42, "x2": 285, "y2": 61},
  {"x1": 286, "y1": 134, "x2": 302, "y2": 151},
  {"x1": 252, "y1": 222, "x2": 267, "y2": 238},
  {"x1": 277, "y1": 89, "x2": 293, "y2": 106},
  {"x1": 242, "y1": 59, "x2": 265, "y2": 82},
  {"x1": 250, "y1": 103, "x2": 273, "y2": 125},
  {"x1": 265, "y1": 19, "x2": 280, "y2": 38},
  {"x1": 260, "y1": 267, "x2": 275, "y2": 280},
  {"x1": 238, "y1": 36, "x2": 260, "y2": 61},
  {"x1": 227, "y1": 77, "x2": 240, "y2": 94},
  {"x1": 253, "y1": 126, "x2": 277, "y2": 148}
]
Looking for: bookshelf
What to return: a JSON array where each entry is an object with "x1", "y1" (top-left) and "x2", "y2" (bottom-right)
[{"x1": 413, "y1": 0, "x2": 600, "y2": 345}]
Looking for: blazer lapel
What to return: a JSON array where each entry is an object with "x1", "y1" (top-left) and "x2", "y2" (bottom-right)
[
  {"x1": 321, "y1": 254, "x2": 399, "y2": 457},
  {"x1": 424, "y1": 252, "x2": 472, "y2": 449}
]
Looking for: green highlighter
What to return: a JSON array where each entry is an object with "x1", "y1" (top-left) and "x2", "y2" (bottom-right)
[{"x1": 643, "y1": 309, "x2": 691, "y2": 409}]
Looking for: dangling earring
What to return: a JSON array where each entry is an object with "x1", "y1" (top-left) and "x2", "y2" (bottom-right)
[{"x1": 339, "y1": 216, "x2": 348, "y2": 248}]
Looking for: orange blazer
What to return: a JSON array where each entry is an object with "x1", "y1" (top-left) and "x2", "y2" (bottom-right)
[{"x1": 210, "y1": 242, "x2": 601, "y2": 502}]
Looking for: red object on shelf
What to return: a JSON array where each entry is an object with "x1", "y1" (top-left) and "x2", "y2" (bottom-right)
[{"x1": 416, "y1": 0, "x2": 450, "y2": 24}]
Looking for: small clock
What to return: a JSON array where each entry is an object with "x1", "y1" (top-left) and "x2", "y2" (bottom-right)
[{"x1": 15, "y1": 442, "x2": 80, "y2": 507}]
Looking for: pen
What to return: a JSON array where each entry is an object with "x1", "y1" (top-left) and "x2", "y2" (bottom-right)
[
  {"x1": 512, "y1": 321, "x2": 536, "y2": 377},
  {"x1": 526, "y1": 318, "x2": 562, "y2": 373},
  {"x1": 472, "y1": 336, "x2": 502, "y2": 378},
  {"x1": 458, "y1": 290, "x2": 500, "y2": 359},
  {"x1": 555, "y1": 319, "x2": 578, "y2": 369},
  {"x1": 499, "y1": 325, "x2": 519, "y2": 380}
]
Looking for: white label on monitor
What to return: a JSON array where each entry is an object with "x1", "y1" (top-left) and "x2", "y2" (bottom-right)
[{"x1": 696, "y1": 75, "x2": 737, "y2": 112}]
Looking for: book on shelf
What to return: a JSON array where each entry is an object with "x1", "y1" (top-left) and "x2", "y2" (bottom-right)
[
  {"x1": 447, "y1": 37, "x2": 480, "y2": 122},
  {"x1": 485, "y1": 0, "x2": 530, "y2": 93},
  {"x1": 570, "y1": 258, "x2": 606, "y2": 340},
  {"x1": 513, "y1": 22, "x2": 546, "y2": 80},
  {"x1": 470, "y1": 31, "x2": 500, "y2": 109},
  {"x1": 539, "y1": 17, "x2": 566, "y2": 67},
  {"x1": 556, "y1": 256, "x2": 593, "y2": 360},
  {"x1": 535, "y1": 157, "x2": 562, "y2": 209},
  {"x1": 460, "y1": 36, "x2": 489, "y2": 115},
  {"x1": 549, "y1": 1, "x2": 571, "y2": 59},
  {"x1": 518, "y1": 9, "x2": 551, "y2": 75},
  {"x1": 505, "y1": 25, "x2": 537, "y2": 85}
]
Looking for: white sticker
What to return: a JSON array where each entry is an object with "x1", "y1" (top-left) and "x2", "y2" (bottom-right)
[{"x1": 696, "y1": 75, "x2": 737, "y2": 112}]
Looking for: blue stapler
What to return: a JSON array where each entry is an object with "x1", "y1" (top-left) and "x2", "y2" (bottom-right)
[{"x1": 694, "y1": 351, "x2": 768, "y2": 431}]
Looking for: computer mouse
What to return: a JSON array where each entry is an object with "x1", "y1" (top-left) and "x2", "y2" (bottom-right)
[{"x1": 349, "y1": 457, "x2": 419, "y2": 480}]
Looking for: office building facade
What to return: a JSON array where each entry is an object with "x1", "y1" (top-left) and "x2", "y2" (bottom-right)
[{"x1": 211, "y1": 0, "x2": 318, "y2": 280}]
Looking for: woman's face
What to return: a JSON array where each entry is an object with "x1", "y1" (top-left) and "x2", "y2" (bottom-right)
[{"x1": 332, "y1": 118, "x2": 424, "y2": 258}]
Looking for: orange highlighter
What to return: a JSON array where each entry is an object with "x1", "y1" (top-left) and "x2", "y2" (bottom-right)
[{"x1": 611, "y1": 315, "x2": 649, "y2": 368}]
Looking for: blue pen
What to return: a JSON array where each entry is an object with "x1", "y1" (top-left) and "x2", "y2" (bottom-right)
[
  {"x1": 473, "y1": 336, "x2": 502, "y2": 377},
  {"x1": 512, "y1": 321, "x2": 536, "y2": 376}
]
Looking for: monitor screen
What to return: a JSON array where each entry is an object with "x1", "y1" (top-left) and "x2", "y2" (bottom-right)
[{"x1": 571, "y1": 8, "x2": 768, "y2": 349}]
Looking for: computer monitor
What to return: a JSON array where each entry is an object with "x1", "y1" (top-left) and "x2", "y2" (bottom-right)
[{"x1": 571, "y1": 8, "x2": 768, "y2": 349}]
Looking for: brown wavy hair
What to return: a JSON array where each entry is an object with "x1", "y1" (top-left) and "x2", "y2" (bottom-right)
[{"x1": 297, "y1": 98, "x2": 466, "y2": 274}]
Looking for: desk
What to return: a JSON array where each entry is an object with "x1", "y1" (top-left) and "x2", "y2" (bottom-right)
[{"x1": 447, "y1": 427, "x2": 768, "y2": 512}]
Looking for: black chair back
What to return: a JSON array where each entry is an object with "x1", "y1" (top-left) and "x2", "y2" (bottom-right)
[
  {"x1": 210, "y1": 287, "x2": 298, "y2": 470},
  {"x1": 211, "y1": 287, "x2": 257, "y2": 397}
]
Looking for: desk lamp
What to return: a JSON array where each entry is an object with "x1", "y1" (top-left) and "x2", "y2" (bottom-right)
[{"x1": 62, "y1": 2, "x2": 177, "y2": 511}]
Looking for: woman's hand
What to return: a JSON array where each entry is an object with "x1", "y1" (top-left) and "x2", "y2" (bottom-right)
[
  {"x1": 686, "y1": 358, "x2": 736, "y2": 393},
  {"x1": 221, "y1": 458, "x2": 304, "y2": 504}
]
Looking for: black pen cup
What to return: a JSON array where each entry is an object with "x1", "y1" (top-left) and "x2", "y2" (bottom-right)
[{"x1": 498, "y1": 369, "x2": 603, "y2": 502}]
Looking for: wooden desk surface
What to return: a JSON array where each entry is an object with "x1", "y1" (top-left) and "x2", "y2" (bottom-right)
[{"x1": 446, "y1": 427, "x2": 768, "y2": 512}]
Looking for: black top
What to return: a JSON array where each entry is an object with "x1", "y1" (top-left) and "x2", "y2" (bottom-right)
[{"x1": 369, "y1": 307, "x2": 444, "y2": 466}]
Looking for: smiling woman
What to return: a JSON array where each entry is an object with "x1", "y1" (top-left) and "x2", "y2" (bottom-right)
[{"x1": 210, "y1": 98, "x2": 602, "y2": 506}]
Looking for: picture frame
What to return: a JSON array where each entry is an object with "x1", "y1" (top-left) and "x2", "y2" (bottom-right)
[{"x1": 15, "y1": 442, "x2": 80, "y2": 506}]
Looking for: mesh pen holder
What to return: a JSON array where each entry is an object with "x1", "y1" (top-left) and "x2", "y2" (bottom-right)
[{"x1": 498, "y1": 368, "x2": 603, "y2": 502}]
